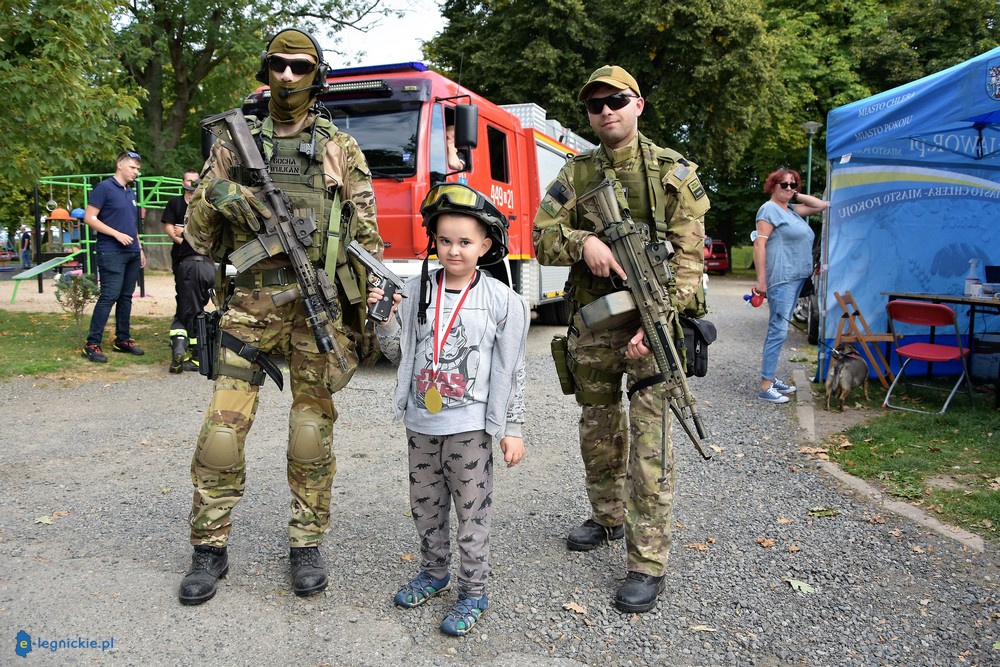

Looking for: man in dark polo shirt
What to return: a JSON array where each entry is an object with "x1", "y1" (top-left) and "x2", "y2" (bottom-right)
[
  {"x1": 82, "y1": 150, "x2": 146, "y2": 363},
  {"x1": 162, "y1": 169, "x2": 215, "y2": 373}
]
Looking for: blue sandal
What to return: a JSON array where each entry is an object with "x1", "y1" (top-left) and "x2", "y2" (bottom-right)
[
  {"x1": 394, "y1": 571, "x2": 451, "y2": 608},
  {"x1": 440, "y1": 594, "x2": 488, "y2": 636}
]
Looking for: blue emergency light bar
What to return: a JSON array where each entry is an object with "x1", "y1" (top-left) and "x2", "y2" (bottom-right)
[{"x1": 325, "y1": 62, "x2": 428, "y2": 78}]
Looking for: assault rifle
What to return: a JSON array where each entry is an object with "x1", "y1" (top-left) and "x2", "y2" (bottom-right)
[
  {"x1": 577, "y1": 179, "x2": 710, "y2": 465},
  {"x1": 200, "y1": 108, "x2": 348, "y2": 371}
]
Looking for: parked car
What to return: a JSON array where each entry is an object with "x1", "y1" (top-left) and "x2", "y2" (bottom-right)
[
  {"x1": 792, "y1": 265, "x2": 820, "y2": 344},
  {"x1": 704, "y1": 240, "x2": 730, "y2": 274}
]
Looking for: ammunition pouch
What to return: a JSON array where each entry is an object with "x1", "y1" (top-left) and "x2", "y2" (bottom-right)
[
  {"x1": 550, "y1": 335, "x2": 575, "y2": 395},
  {"x1": 679, "y1": 315, "x2": 717, "y2": 378}
]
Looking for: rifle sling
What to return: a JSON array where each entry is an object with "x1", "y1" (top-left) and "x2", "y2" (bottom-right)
[{"x1": 627, "y1": 373, "x2": 665, "y2": 400}]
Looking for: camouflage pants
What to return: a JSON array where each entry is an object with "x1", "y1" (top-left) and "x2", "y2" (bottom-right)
[
  {"x1": 188, "y1": 284, "x2": 358, "y2": 548},
  {"x1": 568, "y1": 311, "x2": 675, "y2": 577},
  {"x1": 405, "y1": 428, "x2": 494, "y2": 598}
]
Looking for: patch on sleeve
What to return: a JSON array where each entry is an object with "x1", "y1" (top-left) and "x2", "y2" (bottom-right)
[
  {"x1": 688, "y1": 177, "x2": 706, "y2": 201},
  {"x1": 540, "y1": 196, "x2": 560, "y2": 218},
  {"x1": 547, "y1": 181, "x2": 571, "y2": 206}
]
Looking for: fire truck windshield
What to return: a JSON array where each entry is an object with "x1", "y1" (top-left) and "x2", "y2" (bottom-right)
[{"x1": 324, "y1": 102, "x2": 420, "y2": 178}]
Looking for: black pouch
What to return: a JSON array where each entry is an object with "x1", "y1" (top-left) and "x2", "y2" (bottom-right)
[{"x1": 679, "y1": 315, "x2": 717, "y2": 377}]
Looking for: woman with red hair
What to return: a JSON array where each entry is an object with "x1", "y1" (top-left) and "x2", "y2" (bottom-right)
[{"x1": 752, "y1": 168, "x2": 829, "y2": 403}]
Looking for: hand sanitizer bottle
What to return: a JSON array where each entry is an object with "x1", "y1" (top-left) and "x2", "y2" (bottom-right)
[{"x1": 964, "y1": 258, "x2": 981, "y2": 296}]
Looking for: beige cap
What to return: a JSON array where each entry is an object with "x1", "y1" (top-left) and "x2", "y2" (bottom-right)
[{"x1": 578, "y1": 65, "x2": 641, "y2": 101}]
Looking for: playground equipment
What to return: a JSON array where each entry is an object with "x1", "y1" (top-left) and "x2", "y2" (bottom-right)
[{"x1": 13, "y1": 173, "x2": 183, "y2": 302}]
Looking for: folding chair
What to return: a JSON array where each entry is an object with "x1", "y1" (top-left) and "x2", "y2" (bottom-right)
[
  {"x1": 832, "y1": 291, "x2": 896, "y2": 389},
  {"x1": 882, "y1": 300, "x2": 974, "y2": 414}
]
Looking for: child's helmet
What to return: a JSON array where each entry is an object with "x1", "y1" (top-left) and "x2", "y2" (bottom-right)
[{"x1": 420, "y1": 183, "x2": 509, "y2": 267}]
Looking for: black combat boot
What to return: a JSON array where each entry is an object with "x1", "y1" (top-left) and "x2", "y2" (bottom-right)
[
  {"x1": 178, "y1": 545, "x2": 229, "y2": 605},
  {"x1": 181, "y1": 343, "x2": 199, "y2": 373},
  {"x1": 567, "y1": 518, "x2": 625, "y2": 551},
  {"x1": 613, "y1": 572, "x2": 666, "y2": 613},
  {"x1": 290, "y1": 547, "x2": 328, "y2": 597},
  {"x1": 169, "y1": 335, "x2": 187, "y2": 374}
]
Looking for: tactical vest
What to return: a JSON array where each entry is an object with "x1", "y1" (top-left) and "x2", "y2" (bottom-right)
[
  {"x1": 567, "y1": 133, "x2": 684, "y2": 302},
  {"x1": 228, "y1": 115, "x2": 343, "y2": 266}
]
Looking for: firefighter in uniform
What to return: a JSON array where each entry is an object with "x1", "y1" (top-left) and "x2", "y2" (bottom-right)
[
  {"x1": 177, "y1": 28, "x2": 382, "y2": 605},
  {"x1": 532, "y1": 66, "x2": 708, "y2": 613},
  {"x1": 162, "y1": 169, "x2": 214, "y2": 373}
]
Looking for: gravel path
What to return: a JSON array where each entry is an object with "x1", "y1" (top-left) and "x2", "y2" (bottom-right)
[{"x1": 1, "y1": 276, "x2": 996, "y2": 666}]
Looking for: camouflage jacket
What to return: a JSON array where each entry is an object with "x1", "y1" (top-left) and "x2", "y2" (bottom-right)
[
  {"x1": 532, "y1": 133, "x2": 708, "y2": 316},
  {"x1": 185, "y1": 112, "x2": 381, "y2": 266}
]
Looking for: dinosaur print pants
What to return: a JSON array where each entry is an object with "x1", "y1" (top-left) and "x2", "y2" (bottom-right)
[{"x1": 405, "y1": 428, "x2": 494, "y2": 598}]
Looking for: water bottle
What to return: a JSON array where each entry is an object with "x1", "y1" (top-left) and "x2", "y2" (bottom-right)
[{"x1": 964, "y1": 258, "x2": 981, "y2": 296}]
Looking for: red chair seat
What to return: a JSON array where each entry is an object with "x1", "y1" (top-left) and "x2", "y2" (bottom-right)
[{"x1": 895, "y1": 342, "x2": 969, "y2": 364}]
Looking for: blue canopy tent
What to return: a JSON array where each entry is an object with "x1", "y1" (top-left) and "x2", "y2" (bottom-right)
[{"x1": 821, "y1": 47, "x2": 1000, "y2": 378}]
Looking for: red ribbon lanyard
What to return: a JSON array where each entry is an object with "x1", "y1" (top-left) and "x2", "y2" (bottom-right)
[{"x1": 432, "y1": 270, "x2": 476, "y2": 372}]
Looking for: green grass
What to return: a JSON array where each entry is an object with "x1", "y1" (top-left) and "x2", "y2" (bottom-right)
[
  {"x1": 729, "y1": 245, "x2": 755, "y2": 277},
  {"x1": 823, "y1": 379, "x2": 1000, "y2": 541},
  {"x1": 0, "y1": 310, "x2": 173, "y2": 379}
]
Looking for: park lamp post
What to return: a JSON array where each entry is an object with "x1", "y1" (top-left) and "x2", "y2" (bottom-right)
[{"x1": 800, "y1": 121, "x2": 823, "y2": 195}]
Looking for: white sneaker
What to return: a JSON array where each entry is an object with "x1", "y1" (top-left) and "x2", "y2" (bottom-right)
[
  {"x1": 772, "y1": 378, "x2": 796, "y2": 395},
  {"x1": 758, "y1": 386, "x2": 790, "y2": 403}
]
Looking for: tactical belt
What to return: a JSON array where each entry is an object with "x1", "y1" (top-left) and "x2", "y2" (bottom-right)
[{"x1": 234, "y1": 267, "x2": 296, "y2": 290}]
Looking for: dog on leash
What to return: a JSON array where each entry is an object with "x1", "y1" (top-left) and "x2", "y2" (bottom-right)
[{"x1": 825, "y1": 343, "x2": 870, "y2": 411}]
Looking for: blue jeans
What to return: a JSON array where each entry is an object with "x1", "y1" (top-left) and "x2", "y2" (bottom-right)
[
  {"x1": 759, "y1": 278, "x2": 806, "y2": 382},
  {"x1": 20, "y1": 249, "x2": 30, "y2": 269},
  {"x1": 87, "y1": 250, "x2": 142, "y2": 346}
]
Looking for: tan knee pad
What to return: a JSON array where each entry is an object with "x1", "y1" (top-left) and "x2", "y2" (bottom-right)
[
  {"x1": 196, "y1": 426, "x2": 240, "y2": 471},
  {"x1": 288, "y1": 412, "x2": 328, "y2": 464}
]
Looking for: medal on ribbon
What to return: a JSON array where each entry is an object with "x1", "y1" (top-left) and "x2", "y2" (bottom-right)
[{"x1": 425, "y1": 270, "x2": 476, "y2": 415}]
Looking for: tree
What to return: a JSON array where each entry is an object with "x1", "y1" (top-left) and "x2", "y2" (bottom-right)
[
  {"x1": 114, "y1": 0, "x2": 397, "y2": 176},
  {"x1": 0, "y1": 0, "x2": 142, "y2": 230}
]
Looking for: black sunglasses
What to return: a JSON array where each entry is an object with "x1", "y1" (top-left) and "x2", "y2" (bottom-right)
[
  {"x1": 585, "y1": 93, "x2": 638, "y2": 115},
  {"x1": 777, "y1": 181, "x2": 799, "y2": 190},
  {"x1": 117, "y1": 150, "x2": 141, "y2": 162},
  {"x1": 267, "y1": 55, "x2": 315, "y2": 76}
]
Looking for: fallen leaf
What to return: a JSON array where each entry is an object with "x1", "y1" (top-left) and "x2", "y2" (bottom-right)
[
  {"x1": 400, "y1": 554, "x2": 415, "y2": 561},
  {"x1": 808, "y1": 507, "x2": 839, "y2": 518},
  {"x1": 34, "y1": 516, "x2": 53, "y2": 525},
  {"x1": 799, "y1": 446, "x2": 829, "y2": 456},
  {"x1": 685, "y1": 542, "x2": 710, "y2": 552},
  {"x1": 869, "y1": 514, "x2": 886, "y2": 524},
  {"x1": 689, "y1": 624, "x2": 717, "y2": 632},
  {"x1": 756, "y1": 537, "x2": 775, "y2": 548},
  {"x1": 783, "y1": 577, "x2": 815, "y2": 593},
  {"x1": 788, "y1": 544, "x2": 800, "y2": 552},
  {"x1": 563, "y1": 601, "x2": 587, "y2": 615},
  {"x1": 51, "y1": 510, "x2": 70, "y2": 518},
  {"x1": 777, "y1": 517, "x2": 794, "y2": 524},
  {"x1": 709, "y1": 444, "x2": 723, "y2": 454},
  {"x1": 706, "y1": 537, "x2": 716, "y2": 544},
  {"x1": 912, "y1": 545, "x2": 924, "y2": 553},
  {"x1": 161, "y1": 487, "x2": 172, "y2": 494}
]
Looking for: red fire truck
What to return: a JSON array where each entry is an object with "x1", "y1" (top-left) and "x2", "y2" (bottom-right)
[{"x1": 242, "y1": 62, "x2": 593, "y2": 324}]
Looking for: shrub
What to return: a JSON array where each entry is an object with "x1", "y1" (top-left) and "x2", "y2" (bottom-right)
[{"x1": 54, "y1": 272, "x2": 99, "y2": 331}]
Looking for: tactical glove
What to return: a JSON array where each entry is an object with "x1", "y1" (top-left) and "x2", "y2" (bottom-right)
[{"x1": 205, "y1": 179, "x2": 270, "y2": 230}]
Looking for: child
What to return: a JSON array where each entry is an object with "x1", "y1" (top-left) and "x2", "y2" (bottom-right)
[{"x1": 369, "y1": 183, "x2": 529, "y2": 636}]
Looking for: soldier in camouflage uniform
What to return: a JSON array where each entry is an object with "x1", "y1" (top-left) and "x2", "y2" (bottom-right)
[
  {"x1": 532, "y1": 65, "x2": 708, "y2": 613},
  {"x1": 177, "y1": 28, "x2": 382, "y2": 605}
]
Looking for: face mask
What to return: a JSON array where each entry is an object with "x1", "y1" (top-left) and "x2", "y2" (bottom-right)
[{"x1": 268, "y1": 70, "x2": 314, "y2": 123}]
